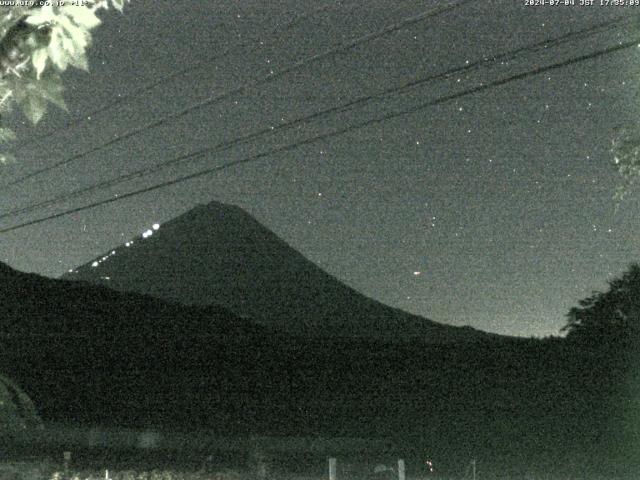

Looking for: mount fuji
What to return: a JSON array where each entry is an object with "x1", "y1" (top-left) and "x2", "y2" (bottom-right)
[{"x1": 64, "y1": 201, "x2": 493, "y2": 342}]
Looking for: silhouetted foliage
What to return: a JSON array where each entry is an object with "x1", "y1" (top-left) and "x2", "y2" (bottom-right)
[
  {"x1": 563, "y1": 263, "x2": 640, "y2": 346},
  {"x1": 561, "y1": 264, "x2": 640, "y2": 475},
  {"x1": 0, "y1": 1, "x2": 129, "y2": 162},
  {"x1": 0, "y1": 373, "x2": 42, "y2": 441}
]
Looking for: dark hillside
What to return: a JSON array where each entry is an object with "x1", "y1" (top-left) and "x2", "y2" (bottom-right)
[{"x1": 1, "y1": 262, "x2": 636, "y2": 476}]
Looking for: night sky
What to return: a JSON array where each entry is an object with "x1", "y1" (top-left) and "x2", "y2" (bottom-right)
[{"x1": 1, "y1": 0, "x2": 639, "y2": 338}]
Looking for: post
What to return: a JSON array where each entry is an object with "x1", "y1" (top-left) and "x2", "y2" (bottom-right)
[
  {"x1": 248, "y1": 437, "x2": 267, "y2": 480},
  {"x1": 397, "y1": 459, "x2": 405, "y2": 480},
  {"x1": 471, "y1": 459, "x2": 476, "y2": 480},
  {"x1": 257, "y1": 461, "x2": 267, "y2": 480},
  {"x1": 328, "y1": 457, "x2": 337, "y2": 480},
  {"x1": 63, "y1": 451, "x2": 71, "y2": 474}
]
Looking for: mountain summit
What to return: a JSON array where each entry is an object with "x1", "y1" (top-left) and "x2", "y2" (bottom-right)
[{"x1": 65, "y1": 201, "x2": 490, "y2": 342}]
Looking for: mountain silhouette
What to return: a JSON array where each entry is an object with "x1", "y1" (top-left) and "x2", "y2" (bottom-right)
[{"x1": 64, "y1": 201, "x2": 491, "y2": 342}]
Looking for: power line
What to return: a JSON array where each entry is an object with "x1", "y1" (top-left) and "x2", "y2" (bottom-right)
[
  {"x1": 1, "y1": 35, "x2": 637, "y2": 235},
  {"x1": 3, "y1": 0, "x2": 475, "y2": 188},
  {"x1": 0, "y1": 14, "x2": 634, "y2": 222},
  {"x1": 9, "y1": 2, "x2": 347, "y2": 151}
]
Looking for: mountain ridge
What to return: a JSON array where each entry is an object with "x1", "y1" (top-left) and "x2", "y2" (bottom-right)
[{"x1": 63, "y1": 200, "x2": 496, "y2": 342}]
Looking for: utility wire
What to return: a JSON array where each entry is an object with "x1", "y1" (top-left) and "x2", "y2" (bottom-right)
[
  {"x1": 3, "y1": 0, "x2": 475, "y2": 188},
  {"x1": 1, "y1": 35, "x2": 637, "y2": 235},
  {"x1": 0, "y1": 14, "x2": 635, "y2": 222},
  {"x1": 9, "y1": 2, "x2": 346, "y2": 151}
]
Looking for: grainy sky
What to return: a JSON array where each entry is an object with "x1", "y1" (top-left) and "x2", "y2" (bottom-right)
[{"x1": 1, "y1": 0, "x2": 639, "y2": 337}]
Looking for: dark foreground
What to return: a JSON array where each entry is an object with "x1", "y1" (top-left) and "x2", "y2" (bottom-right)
[{"x1": 3, "y1": 422, "x2": 639, "y2": 480}]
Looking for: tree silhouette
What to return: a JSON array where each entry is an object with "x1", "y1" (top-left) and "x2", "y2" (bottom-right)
[
  {"x1": 0, "y1": 373, "x2": 42, "y2": 441},
  {"x1": 562, "y1": 264, "x2": 640, "y2": 474},
  {"x1": 563, "y1": 263, "x2": 640, "y2": 345}
]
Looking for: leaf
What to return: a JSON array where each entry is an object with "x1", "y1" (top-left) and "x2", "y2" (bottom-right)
[
  {"x1": 47, "y1": 44, "x2": 67, "y2": 70},
  {"x1": 32, "y1": 47, "x2": 48, "y2": 79},
  {"x1": 112, "y1": 0, "x2": 126, "y2": 12},
  {"x1": 0, "y1": 83, "x2": 13, "y2": 114},
  {"x1": 62, "y1": 5, "x2": 101, "y2": 30},
  {"x1": 0, "y1": 152, "x2": 15, "y2": 164},
  {"x1": 47, "y1": 30, "x2": 72, "y2": 70},
  {"x1": 25, "y1": 5, "x2": 56, "y2": 27},
  {"x1": 26, "y1": 6, "x2": 96, "y2": 74},
  {"x1": 22, "y1": 90, "x2": 47, "y2": 124},
  {"x1": 37, "y1": 74, "x2": 67, "y2": 111},
  {"x1": 58, "y1": 14, "x2": 90, "y2": 50},
  {"x1": 0, "y1": 128, "x2": 16, "y2": 143},
  {"x1": 69, "y1": 51, "x2": 88, "y2": 71}
]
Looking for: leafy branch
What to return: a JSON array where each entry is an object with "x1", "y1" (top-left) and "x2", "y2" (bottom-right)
[
  {"x1": 611, "y1": 126, "x2": 640, "y2": 204},
  {"x1": 0, "y1": 0, "x2": 129, "y2": 164}
]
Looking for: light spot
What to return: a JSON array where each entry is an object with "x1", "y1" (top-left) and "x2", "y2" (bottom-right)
[
  {"x1": 91, "y1": 261, "x2": 99, "y2": 268},
  {"x1": 152, "y1": 223, "x2": 160, "y2": 230}
]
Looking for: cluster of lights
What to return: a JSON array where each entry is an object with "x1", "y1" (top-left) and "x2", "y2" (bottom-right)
[
  {"x1": 425, "y1": 460, "x2": 433, "y2": 473},
  {"x1": 142, "y1": 223, "x2": 161, "y2": 239},
  {"x1": 85, "y1": 223, "x2": 160, "y2": 269},
  {"x1": 91, "y1": 250, "x2": 117, "y2": 268}
]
